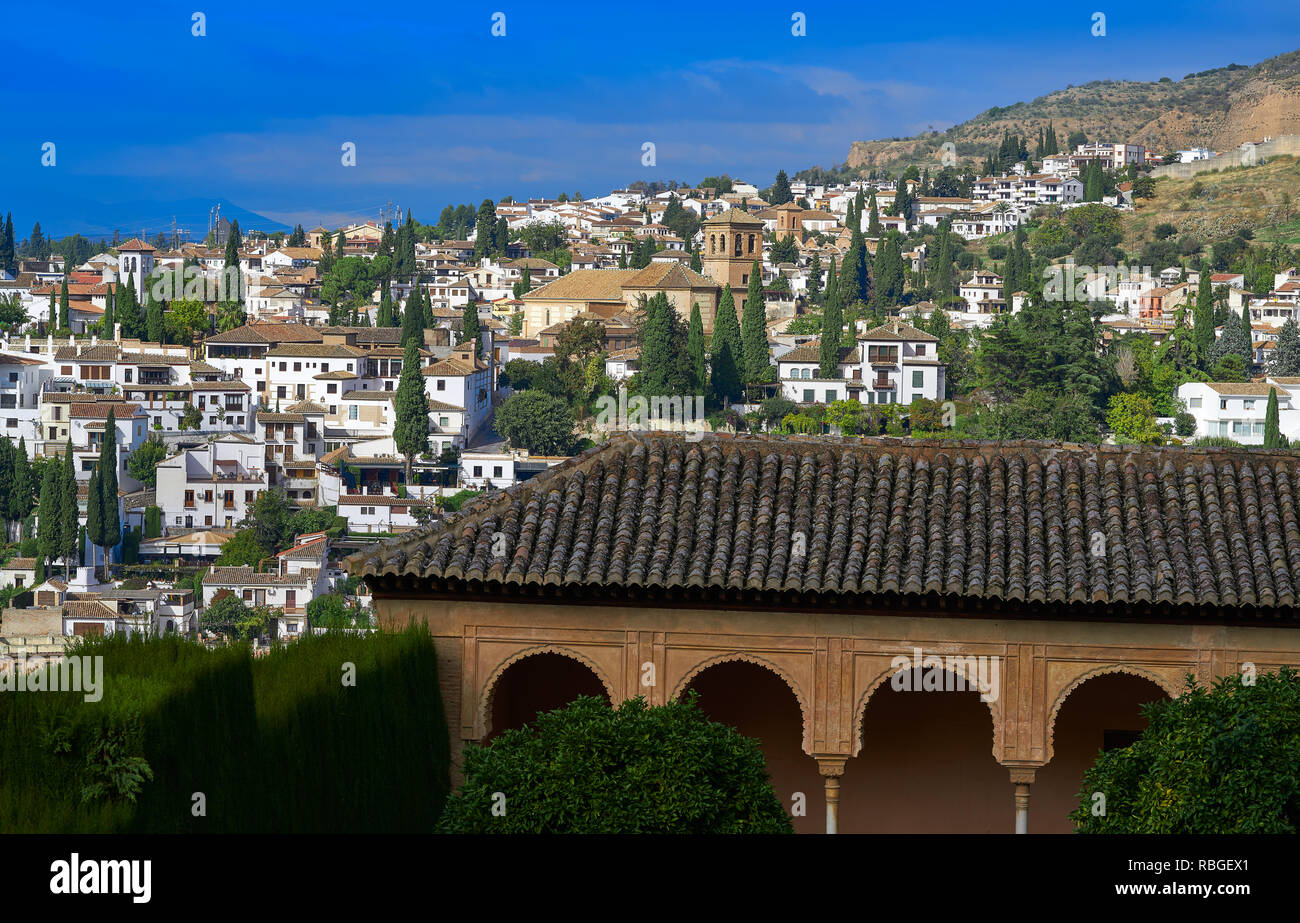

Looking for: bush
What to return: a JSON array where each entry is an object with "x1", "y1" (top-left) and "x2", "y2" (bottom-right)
[
  {"x1": 437, "y1": 694, "x2": 792, "y2": 833},
  {"x1": 1072, "y1": 669, "x2": 1300, "y2": 833},
  {"x1": 1174, "y1": 411, "x2": 1196, "y2": 437}
]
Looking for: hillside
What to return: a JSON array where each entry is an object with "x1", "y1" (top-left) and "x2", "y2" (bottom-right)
[{"x1": 843, "y1": 50, "x2": 1300, "y2": 172}]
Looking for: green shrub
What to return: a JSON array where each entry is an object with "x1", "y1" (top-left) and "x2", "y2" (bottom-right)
[
  {"x1": 1072, "y1": 669, "x2": 1300, "y2": 833},
  {"x1": 437, "y1": 693, "x2": 793, "y2": 834}
]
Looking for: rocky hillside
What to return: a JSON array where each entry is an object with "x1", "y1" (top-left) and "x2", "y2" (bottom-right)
[{"x1": 844, "y1": 50, "x2": 1300, "y2": 172}]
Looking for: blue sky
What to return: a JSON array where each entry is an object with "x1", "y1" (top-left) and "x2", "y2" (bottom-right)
[{"x1": 3, "y1": 1, "x2": 1297, "y2": 237}]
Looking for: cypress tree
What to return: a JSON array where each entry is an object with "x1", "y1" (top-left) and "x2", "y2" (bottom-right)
[
  {"x1": 8, "y1": 438, "x2": 31, "y2": 533},
  {"x1": 58, "y1": 277, "x2": 69, "y2": 330},
  {"x1": 868, "y1": 193, "x2": 880, "y2": 237},
  {"x1": 820, "y1": 286, "x2": 843, "y2": 379},
  {"x1": 48, "y1": 288, "x2": 55, "y2": 331},
  {"x1": 1265, "y1": 387, "x2": 1283, "y2": 448},
  {"x1": 60, "y1": 443, "x2": 77, "y2": 576},
  {"x1": 1193, "y1": 273, "x2": 1214, "y2": 367},
  {"x1": 461, "y1": 301, "x2": 480, "y2": 347},
  {"x1": 37, "y1": 462, "x2": 58, "y2": 575},
  {"x1": 640, "y1": 292, "x2": 675, "y2": 397},
  {"x1": 401, "y1": 288, "x2": 424, "y2": 348},
  {"x1": 741, "y1": 260, "x2": 768, "y2": 384},
  {"x1": 224, "y1": 220, "x2": 243, "y2": 303},
  {"x1": 687, "y1": 302, "x2": 707, "y2": 395},
  {"x1": 711, "y1": 285, "x2": 743, "y2": 406},
  {"x1": 689, "y1": 248, "x2": 702, "y2": 273},
  {"x1": 393, "y1": 341, "x2": 430, "y2": 483},
  {"x1": 85, "y1": 466, "x2": 102, "y2": 580},
  {"x1": 145, "y1": 285, "x2": 164, "y2": 342},
  {"x1": 807, "y1": 253, "x2": 823, "y2": 305},
  {"x1": 377, "y1": 294, "x2": 393, "y2": 327},
  {"x1": 98, "y1": 409, "x2": 120, "y2": 580},
  {"x1": 102, "y1": 285, "x2": 115, "y2": 336}
]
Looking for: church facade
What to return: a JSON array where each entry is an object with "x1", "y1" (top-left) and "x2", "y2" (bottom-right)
[{"x1": 349, "y1": 434, "x2": 1300, "y2": 833}]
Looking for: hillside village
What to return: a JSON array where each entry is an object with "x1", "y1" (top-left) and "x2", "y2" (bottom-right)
[{"x1": 0, "y1": 126, "x2": 1298, "y2": 656}]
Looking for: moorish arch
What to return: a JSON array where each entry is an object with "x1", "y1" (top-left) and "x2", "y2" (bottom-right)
[
  {"x1": 480, "y1": 645, "x2": 617, "y2": 739},
  {"x1": 1043, "y1": 663, "x2": 1181, "y2": 764},
  {"x1": 670, "y1": 651, "x2": 813, "y2": 753},
  {"x1": 845, "y1": 660, "x2": 1009, "y2": 833},
  {"x1": 852, "y1": 659, "x2": 1004, "y2": 761},
  {"x1": 1033, "y1": 665, "x2": 1177, "y2": 833}
]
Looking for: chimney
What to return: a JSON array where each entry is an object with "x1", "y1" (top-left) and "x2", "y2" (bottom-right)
[{"x1": 114, "y1": 322, "x2": 121, "y2": 343}]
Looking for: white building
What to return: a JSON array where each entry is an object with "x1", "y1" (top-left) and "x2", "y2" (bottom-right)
[
  {"x1": 1176, "y1": 380, "x2": 1300, "y2": 445},
  {"x1": 155, "y1": 434, "x2": 268, "y2": 531},
  {"x1": 775, "y1": 321, "x2": 946, "y2": 407}
]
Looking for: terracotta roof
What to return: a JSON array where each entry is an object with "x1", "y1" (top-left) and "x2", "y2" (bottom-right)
[
  {"x1": 347, "y1": 433, "x2": 1300, "y2": 615},
  {"x1": 257, "y1": 412, "x2": 305, "y2": 423},
  {"x1": 116, "y1": 238, "x2": 156, "y2": 252},
  {"x1": 71, "y1": 402, "x2": 142, "y2": 419},
  {"x1": 780, "y1": 340, "x2": 855, "y2": 364},
  {"x1": 266, "y1": 343, "x2": 364, "y2": 358},
  {"x1": 524, "y1": 269, "x2": 640, "y2": 303},
  {"x1": 205, "y1": 566, "x2": 318, "y2": 587},
  {"x1": 857, "y1": 321, "x2": 938, "y2": 343}
]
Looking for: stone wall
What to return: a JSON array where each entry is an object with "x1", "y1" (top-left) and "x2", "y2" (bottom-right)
[{"x1": 1150, "y1": 135, "x2": 1300, "y2": 179}]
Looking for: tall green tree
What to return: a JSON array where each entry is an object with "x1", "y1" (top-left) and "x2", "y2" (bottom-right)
[
  {"x1": 47, "y1": 288, "x2": 55, "y2": 331},
  {"x1": 37, "y1": 461, "x2": 58, "y2": 575},
  {"x1": 806, "y1": 253, "x2": 823, "y2": 305},
  {"x1": 868, "y1": 193, "x2": 880, "y2": 237},
  {"x1": 1193, "y1": 272, "x2": 1215, "y2": 369},
  {"x1": 393, "y1": 341, "x2": 430, "y2": 482},
  {"x1": 145, "y1": 285, "x2": 164, "y2": 342},
  {"x1": 1264, "y1": 387, "x2": 1285, "y2": 448},
  {"x1": 711, "y1": 285, "x2": 743, "y2": 405},
  {"x1": 60, "y1": 443, "x2": 77, "y2": 576},
  {"x1": 741, "y1": 260, "x2": 769, "y2": 384},
  {"x1": 223, "y1": 219, "x2": 243, "y2": 303},
  {"x1": 85, "y1": 466, "x2": 103, "y2": 581},
  {"x1": 819, "y1": 286, "x2": 843, "y2": 379},
  {"x1": 1270, "y1": 318, "x2": 1300, "y2": 376},
  {"x1": 102, "y1": 285, "x2": 115, "y2": 336},
  {"x1": 687, "y1": 302, "x2": 707, "y2": 395},
  {"x1": 461, "y1": 301, "x2": 480, "y2": 347},
  {"x1": 96, "y1": 409, "x2": 120, "y2": 580},
  {"x1": 58, "y1": 277, "x2": 69, "y2": 330},
  {"x1": 8, "y1": 438, "x2": 31, "y2": 536},
  {"x1": 402, "y1": 285, "x2": 424, "y2": 348},
  {"x1": 770, "y1": 170, "x2": 793, "y2": 205}
]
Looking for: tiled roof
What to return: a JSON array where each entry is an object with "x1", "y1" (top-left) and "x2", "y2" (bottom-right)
[
  {"x1": 524, "y1": 269, "x2": 640, "y2": 302},
  {"x1": 857, "y1": 321, "x2": 938, "y2": 343},
  {"x1": 347, "y1": 433, "x2": 1300, "y2": 617},
  {"x1": 205, "y1": 566, "x2": 318, "y2": 587},
  {"x1": 266, "y1": 343, "x2": 364, "y2": 358}
]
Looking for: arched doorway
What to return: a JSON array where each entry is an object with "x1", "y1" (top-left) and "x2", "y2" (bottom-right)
[
  {"x1": 486, "y1": 651, "x2": 610, "y2": 740},
  {"x1": 679, "y1": 659, "x2": 820, "y2": 833},
  {"x1": 1033, "y1": 671, "x2": 1172, "y2": 833},
  {"x1": 841, "y1": 669, "x2": 1006, "y2": 833}
]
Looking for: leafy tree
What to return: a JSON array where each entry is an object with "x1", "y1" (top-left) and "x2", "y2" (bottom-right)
[
  {"x1": 200, "y1": 593, "x2": 266, "y2": 640},
  {"x1": 393, "y1": 341, "x2": 430, "y2": 482},
  {"x1": 1106, "y1": 393, "x2": 1162, "y2": 444},
  {"x1": 58, "y1": 278, "x2": 69, "y2": 330},
  {"x1": 496, "y1": 391, "x2": 575, "y2": 455},
  {"x1": 216, "y1": 528, "x2": 271, "y2": 567},
  {"x1": 437, "y1": 694, "x2": 793, "y2": 834},
  {"x1": 179, "y1": 403, "x2": 202, "y2": 431},
  {"x1": 1072, "y1": 669, "x2": 1300, "y2": 833},
  {"x1": 1208, "y1": 304, "x2": 1252, "y2": 370},
  {"x1": 165, "y1": 300, "x2": 209, "y2": 344},
  {"x1": 402, "y1": 286, "x2": 424, "y2": 348},
  {"x1": 143, "y1": 286, "x2": 163, "y2": 342}
]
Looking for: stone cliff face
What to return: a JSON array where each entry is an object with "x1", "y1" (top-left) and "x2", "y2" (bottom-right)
[{"x1": 841, "y1": 50, "x2": 1300, "y2": 172}]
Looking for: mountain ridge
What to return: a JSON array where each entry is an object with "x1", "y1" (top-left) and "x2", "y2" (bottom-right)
[{"x1": 843, "y1": 49, "x2": 1300, "y2": 173}]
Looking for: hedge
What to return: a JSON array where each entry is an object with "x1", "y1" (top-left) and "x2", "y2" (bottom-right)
[{"x1": 0, "y1": 627, "x2": 449, "y2": 833}]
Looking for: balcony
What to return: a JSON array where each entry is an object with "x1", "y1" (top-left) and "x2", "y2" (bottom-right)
[{"x1": 872, "y1": 378, "x2": 893, "y2": 390}]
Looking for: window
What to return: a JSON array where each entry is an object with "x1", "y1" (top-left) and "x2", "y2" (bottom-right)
[
  {"x1": 439, "y1": 416, "x2": 449, "y2": 427},
  {"x1": 436, "y1": 380, "x2": 445, "y2": 391},
  {"x1": 184, "y1": 490, "x2": 195, "y2": 507},
  {"x1": 1220, "y1": 399, "x2": 1228, "y2": 410},
  {"x1": 349, "y1": 405, "x2": 358, "y2": 420},
  {"x1": 473, "y1": 465, "x2": 483, "y2": 477},
  {"x1": 825, "y1": 390, "x2": 835, "y2": 403},
  {"x1": 493, "y1": 466, "x2": 502, "y2": 478},
  {"x1": 915, "y1": 345, "x2": 926, "y2": 356},
  {"x1": 321, "y1": 364, "x2": 329, "y2": 373},
  {"x1": 912, "y1": 370, "x2": 924, "y2": 389},
  {"x1": 327, "y1": 384, "x2": 337, "y2": 394},
  {"x1": 803, "y1": 389, "x2": 814, "y2": 403},
  {"x1": 1244, "y1": 400, "x2": 1255, "y2": 411},
  {"x1": 285, "y1": 590, "x2": 296, "y2": 609},
  {"x1": 293, "y1": 362, "x2": 302, "y2": 372},
  {"x1": 277, "y1": 386, "x2": 287, "y2": 399},
  {"x1": 1189, "y1": 397, "x2": 1202, "y2": 409}
]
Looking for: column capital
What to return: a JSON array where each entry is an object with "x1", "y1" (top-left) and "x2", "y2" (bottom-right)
[
  {"x1": 814, "y1": 756, "x2": 847, "y2": 777},
  {"x1": 1008, "y1": 767, "x2": 1037, "y2": 785}
]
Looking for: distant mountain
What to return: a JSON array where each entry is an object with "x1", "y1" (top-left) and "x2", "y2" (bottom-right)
[
  {"x1": 843, "y1": 49, "x2": 1300, "y2": 172},
  {"x1": 33, "y1": 195, "x2": 291, "y2": 241}
]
